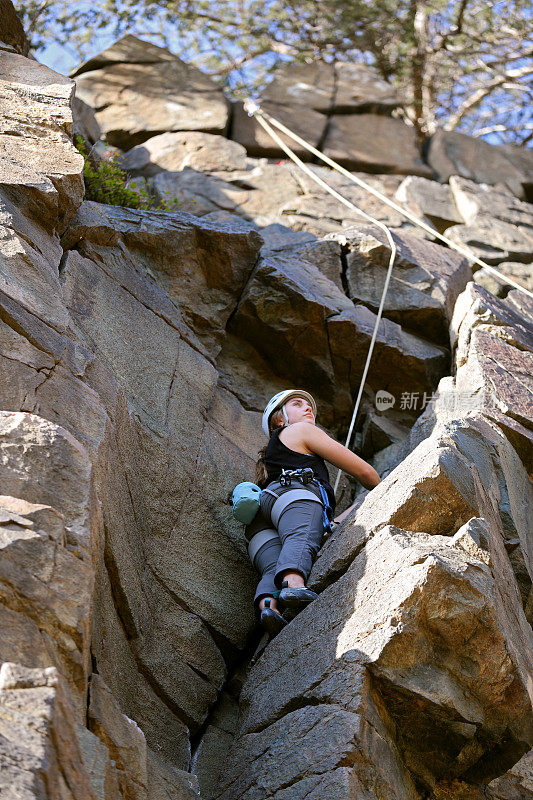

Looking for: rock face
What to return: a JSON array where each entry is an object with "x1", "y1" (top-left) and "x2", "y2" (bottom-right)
[
  {"x1": 88, "y1": 674, "x2": 149, "y2": 800},
  {"x1": 1, "y1": 15, "x2": 533, "y2": 800},
  {"x1": 63, "y1": 199, "x2": 262, "y2": 357},
  {"x1": 229, "y1": 252, "x2": 449, "y2": 427},
  {"x1": 123, "y1": 131, "x2": 248, "y2": 177},
  {"x1": 330, "y1": 225, "x2": 471, "y2": 344},
  {"x1": 261, "y1": 61, "x2": 336, "y2": 112},
  {"x1": 231, "y1": 100, "x2": 328, "y2": 159},
  {"x1": 0, "y1": 51, "x2": 84, "y2": 231},
  {"x1": 445, "y1": 176, "x2": 533, "y2": 265},
  {"x1": 449, "y1": 176, "x2": 533, "y2": 231},
  {"x1": 73, "y1": 35, "x2": 229, "y2": 148},
  {"x1": 451, "y1": 282, "x2": 533, "y2": 437},
  {"x1": 426, "y1": 129, "x2": 533, "y2": 200},
  {"x1": 395, "y1": 175, "x2": 463, "y2": 232},
  {"x1": 260, "y1": 61, "x2": 400, "y2": 114},
  {"x1": 474, "y1": 262, "x2": 533, "y2": 297},
  {"x1": 0, "y1": 0, "x2": 29, "y2": 55},
  {"x1": 0, "y1": 37, "x2": 262, "y2": 794},
  {"x1": 72, "y1": 94, "x2": 102, "y2": 144},
  {"x1": 231, "y1": 61, "x2": 401, "y2": 162},
  {"x1": 276, "y1": 167, "x2": 418, "y2": 235},
  {"x1": 218, "y1": 411, "x2": 533, "y2": 799},
  {"x1": 0, "y1": 663, "x2": 101, "y2": 800},
  {"x1": 333, "y1": 63, "x2": 401, "y2": 114},
  {"x1": 488, "y1": 750, "x2": 533, "y2": 799},
  {"x1": 323, "y1": 114, "x2": 433, "y2": 176}
]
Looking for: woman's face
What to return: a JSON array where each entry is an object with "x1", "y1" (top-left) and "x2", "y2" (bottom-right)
[{"x1": 284, "y1": 396, "x2": 315, "y2": 425}]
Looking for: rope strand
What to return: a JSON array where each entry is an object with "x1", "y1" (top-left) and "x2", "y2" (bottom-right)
[
  {"x1": 246, "y1": 101, "x2": 533, "y2": 300},
  {"x1": 243, "y1": 100, "x2": 532, "y2": 496}
]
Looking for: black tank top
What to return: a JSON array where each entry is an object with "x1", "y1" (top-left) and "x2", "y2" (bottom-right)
[{"x1": 264, "y1": 427, "x2": 336, "y2": 510}]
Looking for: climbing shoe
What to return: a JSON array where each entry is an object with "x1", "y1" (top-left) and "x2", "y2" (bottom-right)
[
  {"x1": 279, "y1": 581, "x2": 318, "y2": 609},
  {"x1": 260, "y1": 598, "x2": 287, "y2": 636}
]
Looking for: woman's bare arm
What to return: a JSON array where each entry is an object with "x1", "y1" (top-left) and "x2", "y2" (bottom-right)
[{"x1": 284, "y1": 422, "x2": 381, "y2": 490}]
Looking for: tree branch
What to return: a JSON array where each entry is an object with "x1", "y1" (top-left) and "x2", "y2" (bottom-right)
[
  {"x1": 432, "y1": 0, "x2": 469, "y2": 54},
  {"x1": 208, "y1": 45, "x2": 292, "y2": 76},
  {"x1": 26, "y1": 0, "x2": 54, "y2": 34},
  {"x1": 443, "y1": 65, "x2": 533, "y2": 129}
]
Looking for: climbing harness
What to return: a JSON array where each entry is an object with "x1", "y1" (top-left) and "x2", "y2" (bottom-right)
[
  {"x1": 246, "y1": 478, "x2": 326, "y2": 567},
  {"x1": 234, "y1": 471, "x2": 329, "y2": 563},
  {"x1": 278, "y1": 467, "x2": 314, "y2": 486},
  {"x1": 243, "y1": 100, "x2": 533, "y2": 496},
  {"x1": 264, "y1": 469, "x2": 333, "y2": 534},
  {"x1": 315, "y1": 480, "x2": 333, "y2": 535}
]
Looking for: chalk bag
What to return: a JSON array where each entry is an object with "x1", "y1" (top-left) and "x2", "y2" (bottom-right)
[{"x1": 231, "y1": 481, "x2": 262, "y2": 524}]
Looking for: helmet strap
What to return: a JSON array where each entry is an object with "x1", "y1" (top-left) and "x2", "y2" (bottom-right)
[{"x1": 282, "y1": 404, "x2": 290, "y2": 426}]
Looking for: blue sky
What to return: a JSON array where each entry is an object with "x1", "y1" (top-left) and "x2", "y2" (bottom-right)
[{"x1": 23, "y1": 1, "x2": 532, "y2": 146}]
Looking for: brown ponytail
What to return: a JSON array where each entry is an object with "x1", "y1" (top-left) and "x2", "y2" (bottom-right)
[
  {"x1": 255, "y1": 409, "x2": 284, "y2": 485},
  {"x1": 255, "y1": 445, "x2": 269, "y2": 485}
]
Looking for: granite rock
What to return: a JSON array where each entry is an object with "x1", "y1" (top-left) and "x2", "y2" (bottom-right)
[
  {"x1": 231, "y1": 100, "x2": 327, "y2": 159},
  {"x1": 427, "y1": 129, "x2": 533, "y2": 199},
  {"x1": 473, "y1": 262, "x2": 532, "y2": 297},
  {"x1": 222, "y1": 515, "x2": 532, "y2": 794},
  {"x1": 88, "y1": 674, "x2": 148, "y2": 800},
  {"x1": 74, "y1": 36, "x2": 229, "y2": 149},
  {"x1": 395, "y1": 175, "x2": 463, "y2": 232},
  {"x1": 0, "y1": 51, "x2": 84, "y2": 231},
  {"x1": 63, "y1": 200, "x2": 262, "y2": 357},
  {"x1": 445, "y1": 216, "x2": 533, "y2": 265},
  {"x1": 331, "y1": 224, "x2": 471, "y2": 344},
  {"x1": 333, "y1": 62, "x2": 400, "y2": 113},
  {"x1": 72, "y1": 94, "x2": 102, "y2": 145},
  {"x1": 323, "y1": 114, "x2": 432, "y2": 176},
  {"x1": 0, "y1": 664, "x2": 99, "y2": 800},
  {"x1": 123, "y1": 131, "x2": 247, "y2": 177},
  {"x1": 0, "y1": 0, "x2": 29, "y2": 55}
]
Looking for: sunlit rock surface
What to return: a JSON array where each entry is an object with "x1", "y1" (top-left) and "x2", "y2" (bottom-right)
[
  {"x1": 1, "y1": 5, "x2": 532, "y2": 797},
  {"x1": 73, "y1": 35, "x2": 229, "y2": 149}
]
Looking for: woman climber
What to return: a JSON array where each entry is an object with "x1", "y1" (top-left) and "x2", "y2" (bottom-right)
[{"x1": 246, "y1": 389, "x2": 381, "y2": 636}]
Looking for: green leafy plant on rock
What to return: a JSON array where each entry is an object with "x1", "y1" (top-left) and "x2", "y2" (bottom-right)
[{"x1": 74, "y1": 136, "x2": 180, "y2": 210}]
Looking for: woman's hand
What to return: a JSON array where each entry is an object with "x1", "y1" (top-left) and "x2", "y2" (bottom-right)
[
  {"x1": 333, "y1": 505, "x2": 354, "y2": 524},
  {"x1": 333, "y1": 492, "x2": 368, "y2": 524}
]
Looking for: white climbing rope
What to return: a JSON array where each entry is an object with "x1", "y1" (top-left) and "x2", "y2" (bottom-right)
[
  {"x1": 243, "y1": 101, "x2": 398, "y2": 496},
  {"x1": 245, "y1": 101, "x2": 533, "y2": 301},
  {"x1": 243, "y1": 100, "x2": 532, "y2": 497}
]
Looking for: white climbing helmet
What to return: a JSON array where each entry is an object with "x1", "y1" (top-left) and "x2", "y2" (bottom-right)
[{"x1": 262, "y1": 390, "x2": 317, "y2": 436}]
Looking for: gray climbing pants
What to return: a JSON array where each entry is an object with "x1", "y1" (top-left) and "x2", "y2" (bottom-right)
[{"x1": 245, "y1": 479, "x2": 325, "y2": 611}]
